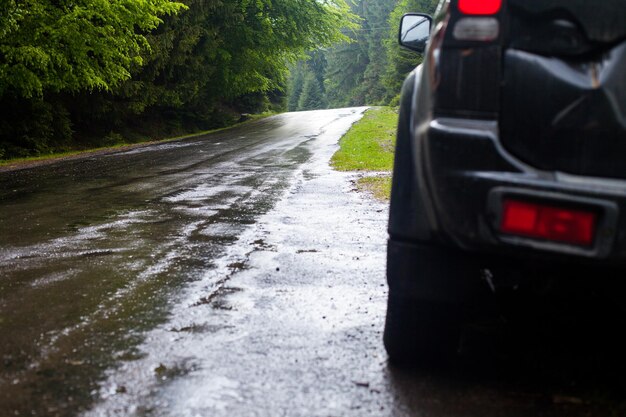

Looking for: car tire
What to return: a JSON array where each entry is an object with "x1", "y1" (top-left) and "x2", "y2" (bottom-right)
[
  {"x1": 384, "y1": 243, "x2": 481, "y2": 367},
  {"x1": 384, "y1": 295, "x2": 464, "y2": 367}
]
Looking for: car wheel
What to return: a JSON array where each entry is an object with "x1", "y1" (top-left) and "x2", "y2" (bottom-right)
[
  {"x1": 383, "y1": 243, "x2": 482, "y2": 367},
  {"x1": 384, "y1": 295, "x2": 464, "y2": 367}
]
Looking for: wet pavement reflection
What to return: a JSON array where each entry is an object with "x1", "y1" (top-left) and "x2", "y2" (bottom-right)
[
  {"x1": 1, "y1": 108, "x2": 624, "y2": 417},
  {"x1": 0, "y1": 110, "x2": 362, "y2": 415}
]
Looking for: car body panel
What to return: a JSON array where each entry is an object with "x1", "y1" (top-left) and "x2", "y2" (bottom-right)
[
  {"x1": 389, "y1": 0, "x2": 626, "y2": 265},
  {"x1": 508, "y1": 0, "x2": 626, "y2": 45}
]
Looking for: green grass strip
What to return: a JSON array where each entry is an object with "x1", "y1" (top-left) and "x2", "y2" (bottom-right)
[
  {"x1": 331, "y1": 106, "x2": 397, "y2": 200},
  {"x1": 331, "y1": 107, "x2": 397, "y2": 171}
]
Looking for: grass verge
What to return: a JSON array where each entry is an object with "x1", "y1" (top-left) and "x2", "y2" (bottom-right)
[{"x1": 331, "y1": 107, "x2": 397, "y2": 200}]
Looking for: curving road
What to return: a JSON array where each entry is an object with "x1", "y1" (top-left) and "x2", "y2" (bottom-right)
[{"x1": 0, "y1": 108, "x2": 623, "y2": 417}]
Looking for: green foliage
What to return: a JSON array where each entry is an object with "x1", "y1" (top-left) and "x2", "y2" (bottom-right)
[
  {"x1": 298, "y1": 73, "x2": 327, "y2": 111},
  {"x1": 0, "y1": 95, "x2": 73, "y2": 157},
  {"x1": 325, "y1": 0, "x2": 396, "y2": 107},
  {"x1": 119, "y1": 0, "x2": 355, "y2": 125},
  {"x1": 287, "y1": 50, "x2": 328, "y2": 111},
  {"x1": 287, "y1": 0, "x2": 439, "y2": 109},
  {"x1": 356, "y1": 0, "x2": 398, "y2": 104},
  {"x1": 324, "y1": 38, "x2": 369, "y2": 107},
  {"x1": 0, "y1": 0, "x2": 186, "y2": 97},
  {"x1": 382, "y1": 0, "x2": 438, "y2": 97},
  {"x1": 0, "y1": 0, "x2": 358, "y2": 158},
  {"x1": 287, "y1": 62, "x2": 306, "y2": 111}
]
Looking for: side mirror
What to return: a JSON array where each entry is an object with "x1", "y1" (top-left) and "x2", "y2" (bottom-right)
[{"x1": 399, "y1": 13, "x2": 432, "y2": 53}]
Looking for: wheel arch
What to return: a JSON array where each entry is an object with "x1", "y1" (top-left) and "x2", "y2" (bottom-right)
[{"x1": 388, "y1": 66, "x2": 436, "y2": 242}]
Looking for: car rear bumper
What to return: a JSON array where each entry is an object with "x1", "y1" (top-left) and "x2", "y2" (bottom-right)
[{"x1": 417, "y1": 117, "x2": 626, "y2": 263}]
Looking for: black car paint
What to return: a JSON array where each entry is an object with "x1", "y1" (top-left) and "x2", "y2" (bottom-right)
[
  {"x1": 385, "y1": 0, "x2": 626, "y2": 366},
  {"x1": 389, "y1": 0, "x2": 626, "y2": 265},
  {"x1": 508, "y1": 0, "x2": 626, "y2": 45},
  {"x1": 501, "y1": 42, "x2": 626, "y2": 180}
]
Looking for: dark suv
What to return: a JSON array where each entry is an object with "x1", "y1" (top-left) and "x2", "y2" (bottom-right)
[{"x1": 385, "y1": 0, "x2": 626, "y2": 364}]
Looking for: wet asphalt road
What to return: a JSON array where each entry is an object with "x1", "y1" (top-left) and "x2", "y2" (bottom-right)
[{"x1": 0, "y1": 108, "x2": 625, "y2": 417}]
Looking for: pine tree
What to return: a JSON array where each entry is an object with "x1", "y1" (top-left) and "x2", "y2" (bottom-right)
[
  {"x1": 359, "y1": 0, "x2": 397, "y2": 104},
  {"x1": 297, "y1": 73, "x2": 326, "y2": 111},
  {"x1": 287, "y1": 62, "x2": 306, "y2": 111},
  {"x1": 323, "y1": 0, "x2": 397, "y2": 107}
]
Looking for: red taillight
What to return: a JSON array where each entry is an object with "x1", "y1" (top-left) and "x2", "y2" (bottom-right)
[
  {"x1": 500, "y1": 200, "x2": 597, "y2": 246},
  {"x1": 458, "y1": 0, "x2": 502, "y2": 15}
]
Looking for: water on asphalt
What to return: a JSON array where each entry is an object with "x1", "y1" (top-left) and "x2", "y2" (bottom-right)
[
  {"x1": 1, "y1": 108, "x2": 624, "y2": 417},
  {"x1": 0, "y1": 109, "x2": 367, "y2": 415}
]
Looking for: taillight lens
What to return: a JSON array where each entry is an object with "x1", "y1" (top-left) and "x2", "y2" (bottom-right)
[
  {"x1": 458, "y1": 0, "x2": 502, "y2": 15},
  {"x1": 453, "y1": 17, "x2": 499, "y2": 41},
  {"x1": 500, "y1": 200, "x2": 597, "y2": 247}
]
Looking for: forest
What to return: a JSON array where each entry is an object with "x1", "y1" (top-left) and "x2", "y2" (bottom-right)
[
  {"x1": 288, "y1": 0, "x2": 437, "y2": 111},
  {"x1": 0, "y1": 0, "x2": 437, "y2": 159}
]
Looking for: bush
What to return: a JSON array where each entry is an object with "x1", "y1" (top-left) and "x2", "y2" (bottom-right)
[
  {"x1": 102, "y1": 132, "x2": 125, "y2": 147},
  {"x1": 0, "y1": 96, "x2": 73, "y2": 158},
  {"x1": 387, "y1": 93, "x2": 402, "y2": 107}
]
